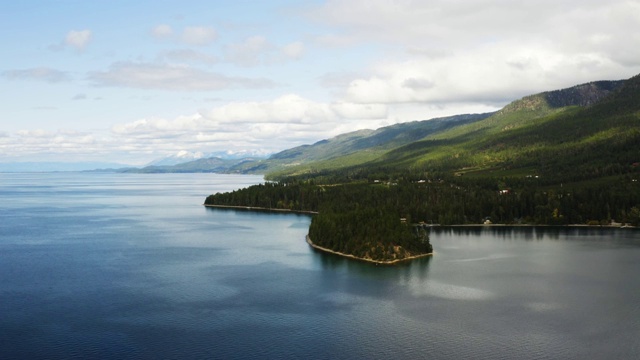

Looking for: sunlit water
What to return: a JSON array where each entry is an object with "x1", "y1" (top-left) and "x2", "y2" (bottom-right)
[{"x1": 1, "y1": 173, "x2": 639, "y2": 359}]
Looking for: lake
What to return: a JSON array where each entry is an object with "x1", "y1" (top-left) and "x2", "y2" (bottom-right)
[{"x1": 1, "y1": 172, "x2": 639, "y2": 359}]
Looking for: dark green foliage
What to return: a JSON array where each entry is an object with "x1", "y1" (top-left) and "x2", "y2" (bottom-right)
[
  {"x1": 309, "y1": 208, "x2": 432, "y2": 261},
  {"x1": 204, "y1": 73, "x2": 640, "y2": 261},
  {"x1": 239, "y1": 113, "x2": 493, "y2": 177},
  {"x1": 206, "y1": 182, "x2": 434, "y2": 261}
]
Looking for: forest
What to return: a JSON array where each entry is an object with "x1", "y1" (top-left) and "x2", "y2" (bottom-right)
[
  {"x1": 205, "y1": 168, "x2": 640, "y2": 262},
  {"x1": 205, "y1": 74, "x2": 640, "y2": 262}
]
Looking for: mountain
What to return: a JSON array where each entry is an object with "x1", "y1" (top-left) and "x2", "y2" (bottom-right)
[
  {"x1": 146, "y1": 151, "x2": 206, "y2": 166},
  {"x1": 121, "y1": 156, "x2": 262, "y2": 173},
  {"x1": 264, "y1": 77, "x2": 633, "y2": 181},
  {"x1": 205, "y1": 73, "x2": 640, "y2": 259},
  {"x1": 146, "y1": 150, "x2": 269, "y2": 167},
  {"x1": 367, "y1": 78, "x2": 634, "y2": 178},
  {"x1": 233, "y1": 113, "x2": 493, "y2": 176}
]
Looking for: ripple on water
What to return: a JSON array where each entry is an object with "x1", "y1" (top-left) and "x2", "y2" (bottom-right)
[{"x1": 410, "y1": 280, "x2": 495, "y2": 300}]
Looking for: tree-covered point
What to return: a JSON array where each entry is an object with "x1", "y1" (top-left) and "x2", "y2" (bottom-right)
[{"x1": 308, "y1": 207, "x2": 432, "y2": 262}]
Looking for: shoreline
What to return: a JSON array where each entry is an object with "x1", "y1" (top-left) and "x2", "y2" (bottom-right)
[
  {"x1": 431, "y1": 224, "x2": 637, "y2": 229},
  {"x1": 306, "y1": 235, "x2": 433, "y2": 266},
  {"x1": 204, "y1": 204, "x2": 319, "y2": 215},
  {"x1": 205, "y1": 203, "x2": 432, "y2": 265},
  {"x1": 205, "y1": 205, "x2": 636, "y2": 229}
]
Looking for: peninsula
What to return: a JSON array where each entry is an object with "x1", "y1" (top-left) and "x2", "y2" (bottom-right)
[
  {"x1": 205, "y1": 182, "x2": 434, "y2": 263},
  {"x1": 204, "y1": 73, "x2": 640, "y2": 263}
]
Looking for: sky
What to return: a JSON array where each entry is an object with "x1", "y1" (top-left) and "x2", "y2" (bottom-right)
[{"x1": 1, "y1": 0, "x2": 640, "y2": 165}]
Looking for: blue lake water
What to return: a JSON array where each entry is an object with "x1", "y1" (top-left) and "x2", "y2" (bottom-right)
[{"x1": 1, "y1": 172, "x2": 639, "y2": 359}]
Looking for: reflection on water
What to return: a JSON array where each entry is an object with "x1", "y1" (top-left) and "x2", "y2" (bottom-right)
[{"x1": 1, "y1": 173, "x2": 639, "y2": 360}]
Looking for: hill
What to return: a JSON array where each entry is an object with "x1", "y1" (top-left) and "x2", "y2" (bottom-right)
[
  {"x1": 368, "y1": 78, "x2": 633, "y2": 179},
  {"x1": 234, "y1": 113, "x2": 493, "y2": 176},
  {"x1": 205, "y1": 74, "x2": 640, "y2": 263},
  {"x1": 269, "y1": 78, "x2": 629, "y2": 181},
  {"x1": 120, "y1": 157, "x2": 260, "y2": 173}
]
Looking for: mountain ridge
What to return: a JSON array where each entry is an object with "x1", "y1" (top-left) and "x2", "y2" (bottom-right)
[{"x1": 267, "y1": 76, "x2": 635, "y2": 180}]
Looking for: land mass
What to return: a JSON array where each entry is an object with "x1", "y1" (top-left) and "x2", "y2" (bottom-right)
[{"x1": 205, "y1": 73, "x2": 640, "y2": 263}]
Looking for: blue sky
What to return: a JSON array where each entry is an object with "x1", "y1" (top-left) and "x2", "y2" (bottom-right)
[{"x1": 2, "y1": 0, "x2": 640, "y2": 165}]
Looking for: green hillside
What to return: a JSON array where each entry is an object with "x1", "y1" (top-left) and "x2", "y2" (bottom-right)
[
  {"x1": 231, "y1": 113, "x2": 492, "y2": 176},
  {"x1": 275, "y1": 79, "x2": 631, "y2": 182},
  {"x1": 205, "y1": 74, "x2": 640, "y2": 263}
]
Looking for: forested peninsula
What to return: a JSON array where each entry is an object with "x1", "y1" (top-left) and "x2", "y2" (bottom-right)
[
  {"x1": 204, "y1": 74, "x2": 640, "y2": 263},
  {"x1": 205, "y1": 182, "x2": 434, "y2": 263}
]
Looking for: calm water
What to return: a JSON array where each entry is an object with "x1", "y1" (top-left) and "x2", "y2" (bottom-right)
[{"x1": 1, "y1": 173, "x2": 639, "y2": 359}]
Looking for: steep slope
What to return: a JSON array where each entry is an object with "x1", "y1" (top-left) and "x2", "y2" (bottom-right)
[
  {"x1": 359, "y1": 78, "x2": 633, "y2": 178},
  {"x1": 205, "y1": 74, "x2": 640, "y2": 256},
  {"x1": 241, "y1": 113, "x2": 492, "y2": 177}
]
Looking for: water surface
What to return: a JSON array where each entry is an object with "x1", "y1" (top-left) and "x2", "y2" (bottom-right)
[{"x1": 1, "y1": 173, "x2": 638, "y2": 359}]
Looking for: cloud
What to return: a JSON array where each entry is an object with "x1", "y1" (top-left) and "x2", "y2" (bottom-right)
[
  {"x1": 65, "y1": 29, "x2": 92, "y2": 50},
  {"x1": 101, "y1": 100, "x2": 475, "y2": 160},
  {"x1": 182, "y1": 26, "x2": 217, "y2": 45},
  {"x1": 224, "y1": 36, "x2": 306, "y2": 66},
  {"x1": 318, "y1": 71, "x2": 364, "y2": 88},
  {"x1": 152, "y1": 24, "x2": 173, "y2": 38},
  {"x1": 2, "y1": 67, "x2": 71, "y2": 83},
  {"x1": 224, "y1": 36, "x2": 273, "y2": 66},
  {"x1": 160, "y1": 49, "x2": 218, "y2": 65},
  {"x1": 309, "y1": 0, "x2": 640, "y2": 106},
  {"x1": 282, "y1": 41, "x2": 305, "y2": 59},
  {"x1": 16, "y1": 129, "x2": 55, "y2": 138},
  {"x1": 107, "y1": 94, "x2": 395, "y2": 157},
  {"x1": 0, "y1": 129, "x2": 104, "y2": 161},
  {"x1": 343, "y1": 44, "x2": 629, "y2": 105},
  {"x1": 1, "y1": 94, "x2": 495, "y2": 164},
  {"x1": 151, "y1": 24, "x2": 217, "y2": 46},
  {"x1": 88, "y1": 62, "x2": 276, "y2": 91}
]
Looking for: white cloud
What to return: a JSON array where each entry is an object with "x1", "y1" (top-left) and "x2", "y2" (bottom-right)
[
  {"x1": 224, "y1": 36, "x2": 272, "y2": 66},
  {"x1": 152, "y1": 24, "x2": 173, "y2": 38},
  {"x1": 202, "y1": 94, "x2": 335, "y2": 124},
  {"x1": 105, "y1": 94, "x2": 396, "y2": 158},
  {"x1": 282, "y1": 41, "x2": 305, "y2": 59},
  {"x1": 160, "y1": 49, "x2": 218, "y2": 65},
  {"x1": 182, "y1": 26, "x2": 217, "y2": 45},
  {"x1": 16, "y1": 129, "x2": 54, "y2": 138},
  {"x1": 2, "y1": 67, "x2": 71, "y2": 83},
  {"x1": 0, "y1": 129, "x2": 102, "y2": 161},
  {"x1": 343, "y1": 44, "x2": 629, "y2": 105},
  {"x1": 88, "y1": 62, "x2": 275, "y2": 91},
  {"x1": 309, "y1": 0, "x2": 640, "y2": 106},
  {"x1": 224, "y1": 36, "x2": 306, "y2": 66},
  {"x1": 331, "y1": 102, "x2": 387, "y2": 119},
  {"x1": 152, "y1": 25, "x2": 218, "y2": 46},
  {"x1": 65, "y1": 29, "x2": 92, "y2": 50}
]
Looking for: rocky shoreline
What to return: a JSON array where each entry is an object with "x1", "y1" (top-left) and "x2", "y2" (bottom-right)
[{"x1": 306, "y1": 235, "x2": 433, "y2": 265}]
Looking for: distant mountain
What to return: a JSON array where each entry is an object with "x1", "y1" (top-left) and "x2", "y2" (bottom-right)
[
  {"x1": 146, "y1": 150, "x2": 269, "y2": 167},
  {"x1": 146, "y1": 151, "x2": 206, "y2": 166},
  {"x1": 120, "y1": 156, "x2": 262, "y2": 173}
]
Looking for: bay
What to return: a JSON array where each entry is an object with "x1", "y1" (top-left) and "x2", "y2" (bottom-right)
[{"x1": 1, "y1": 172, "x2": 639, "y2": 359}]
